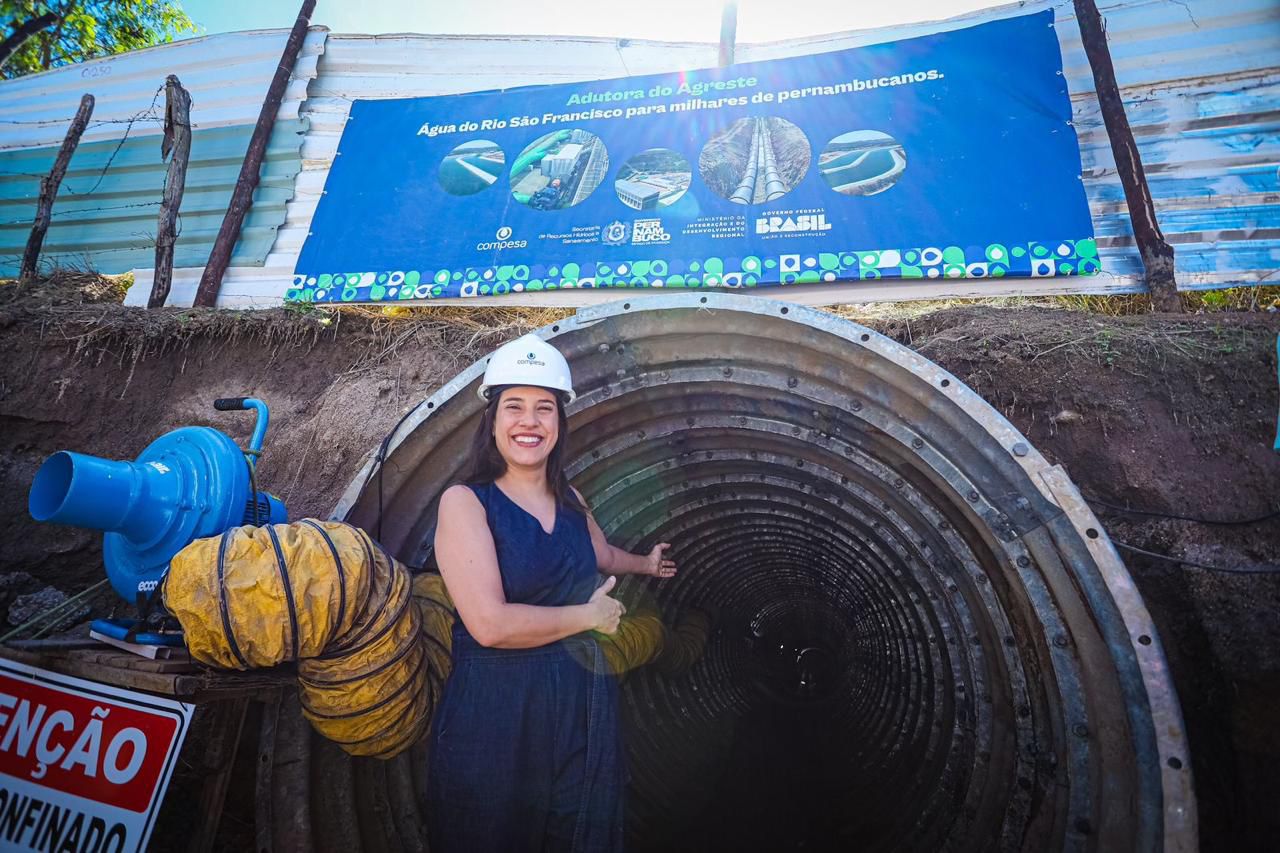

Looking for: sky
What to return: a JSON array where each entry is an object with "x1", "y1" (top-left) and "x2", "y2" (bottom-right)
[{"x1": 179, "y1": 0, "x2": 1010, "y2": 44}]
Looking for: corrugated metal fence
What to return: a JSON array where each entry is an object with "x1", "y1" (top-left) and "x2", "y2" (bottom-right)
[
  {"x1": 0, "y1": 0, "x2": 1273, "y2": 307},
  {"x1": 0, "y1": 28, "x2": 325, "y2": 278}
]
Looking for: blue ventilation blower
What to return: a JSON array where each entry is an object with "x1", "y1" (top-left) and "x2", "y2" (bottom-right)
[{"x1": 28, "y1": 398, "x2": 287, "y2": 644}]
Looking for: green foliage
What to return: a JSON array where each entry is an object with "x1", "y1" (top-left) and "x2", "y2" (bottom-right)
[
  {"x1": 1198, "y1": 290, "x2": 1230, "y2": 310},
  {"x1": 1, "y1": 1, "x2": 195, "y2": 79},
  {"x1": 1095, "y1": 327, "x2": 1115, "y2": 368}
]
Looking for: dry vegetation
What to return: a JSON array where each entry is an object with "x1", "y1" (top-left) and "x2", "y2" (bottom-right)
[{"x1": 2, "y1": 272, "x2": 1276, "y2": 387}]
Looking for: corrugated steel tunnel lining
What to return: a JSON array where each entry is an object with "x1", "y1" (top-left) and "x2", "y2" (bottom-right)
[{"x1": 333, "y1": 293, "x2": 1195, "y2": 851}]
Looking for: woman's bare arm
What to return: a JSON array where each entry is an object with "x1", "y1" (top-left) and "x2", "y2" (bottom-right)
[
  {"x1": 574, "y1": 489, "x2": 678, "y2": 579},
  {"x1": 435, "y1": 485, "x2": 623, "y2": 648}
]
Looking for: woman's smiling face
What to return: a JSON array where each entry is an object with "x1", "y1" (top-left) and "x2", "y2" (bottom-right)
[{"x1": 494, "y1": 386, "x2": 560, "y2": 470}]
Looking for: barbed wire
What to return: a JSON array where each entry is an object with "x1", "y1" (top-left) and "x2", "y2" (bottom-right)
[
  {"x1": 1, "y1": 199, "x2": 163, "y2": 227},
  {"x1": 0, "y1": 83, "x2": 168, "y2": 199},
  {"x1": 0, "y1": 116, "x2": 167, "y2": 126},
  {"x1": 0, "y1": 82, "x2": 195, "y2": 258},
  {"x1": 77, "y1": 83, "x2": 167, "y2": 196}
]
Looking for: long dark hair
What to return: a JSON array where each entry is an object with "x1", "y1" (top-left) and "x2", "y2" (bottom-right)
[{"x1": 457, "y1": 385, "x2": 584, "y2": 513}]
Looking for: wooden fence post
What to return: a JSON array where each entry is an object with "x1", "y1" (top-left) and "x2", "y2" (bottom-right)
[
  {"x1": 1073, "y1": 0, "x2": 1181, "y2": 312},
  {"x1": 149, "y1": 74, "x2": 193, "y2": 308},
  {"x1": 193, "y1": 0, "x2": 316, "y2": 308},
  {"x1": 20, "y1": 93, "x2": 94, "y2": 281}
]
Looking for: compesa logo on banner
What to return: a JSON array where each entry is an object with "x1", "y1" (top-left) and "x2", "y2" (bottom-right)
[
  {"x1": 631, "y1": 219, "x2": 671, "y2": 245},
  {"x1": 477, "y1": 226, "x2": 527, "y2": 251}
]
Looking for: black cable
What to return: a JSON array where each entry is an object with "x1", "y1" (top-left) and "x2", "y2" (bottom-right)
[
  {"x1": 1113, "y1": 541, "x2": 1280, "y2": 575},
  {"x1": 1085, "y1": 494, "x2": 1280, "y2": 526},
  {"x1": 247, "y1": 455, "x2": 262, "y2": 527},
  {"x1": 365, "y1": 406, "x2": 419, "y2": 542}
]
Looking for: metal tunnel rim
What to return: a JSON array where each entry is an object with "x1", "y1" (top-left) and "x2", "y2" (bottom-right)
[{"x1": 330, "y1": 291, "x2": 1196, "y2": 851}]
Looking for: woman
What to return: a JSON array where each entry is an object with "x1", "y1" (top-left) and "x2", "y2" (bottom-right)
[{"x1": 428, "y1": 333, "x2": 677, "y2": 852}]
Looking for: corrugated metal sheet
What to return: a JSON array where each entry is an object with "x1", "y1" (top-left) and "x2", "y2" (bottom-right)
[
  {"x1": 0, "y1": 28, "x2": 326, "y2": 278},
  {"x1": 1, "y1": 121, "x2": 306, "y2": 273},
  {"x1": 1057, "y1": 0, "x2": 1280, "y2": 290},
  {"x1": 26, "y1": 0, "x2": 1280, "y2": 305}
]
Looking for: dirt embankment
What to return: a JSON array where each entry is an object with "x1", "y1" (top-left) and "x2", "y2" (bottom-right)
[
  {"x1": 902, "y1": 308, "x2": 1280, "y2": 850},
  {"x1": 0, "y1": 284, "x2": 1277, "y2": 850}
]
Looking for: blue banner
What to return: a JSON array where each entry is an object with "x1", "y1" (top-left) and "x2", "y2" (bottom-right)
[{"x1": 291, "y1": 11, "x2": 1095, "y2": 303}]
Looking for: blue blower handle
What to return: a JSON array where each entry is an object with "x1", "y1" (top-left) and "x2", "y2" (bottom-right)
[{"x1": 214, "y1": 397, "x2": 270, "y2": 460}]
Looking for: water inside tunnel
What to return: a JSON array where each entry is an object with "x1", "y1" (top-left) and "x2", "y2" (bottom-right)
[{"x1": 334, "y1": 294, "x2": 1195, "y2": 853}]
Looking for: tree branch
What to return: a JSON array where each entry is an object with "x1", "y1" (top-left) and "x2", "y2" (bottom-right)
[{"x1": 0, "y1": 11, "x2": 60, "y2": 70}]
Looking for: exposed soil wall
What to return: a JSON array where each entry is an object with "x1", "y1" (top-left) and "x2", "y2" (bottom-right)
[{"x1": 1, "y1": 288, "x2": 1276, "y2": 850}]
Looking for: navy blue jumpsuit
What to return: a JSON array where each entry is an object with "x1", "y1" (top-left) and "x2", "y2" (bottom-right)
[{"x1": 427, "y1": 482, "x2": 626, "y2": 852}]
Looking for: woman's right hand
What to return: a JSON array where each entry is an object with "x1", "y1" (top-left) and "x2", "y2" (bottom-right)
[{"x1": 586, "y1": 576, "x2": 625, "y2": 634}]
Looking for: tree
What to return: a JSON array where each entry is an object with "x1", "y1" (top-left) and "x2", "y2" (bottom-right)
[{"x1": 1, "y1": 1, "x2": 195, "y2": 79}]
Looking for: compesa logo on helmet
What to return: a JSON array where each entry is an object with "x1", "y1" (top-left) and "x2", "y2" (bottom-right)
[{"x1": 477, "y1": 333, "x2": 576, "y2": 403}]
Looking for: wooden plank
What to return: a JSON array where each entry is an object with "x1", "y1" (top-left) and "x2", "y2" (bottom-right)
[
  {"x1": 0, "y1": 647, "x2": 293, "y2": 702},
  {"x1": 187, "y1": 671, "x2": 295, "y2": 701},
  {"x1": 72, "y1": 648, "x2": 196, "y2": 674},
  {"x1": 188, "y1": 698, "x2": 251, "y2": 853},
  {"x1": 255, "y1": 690, "x2": 283, "y2": 853},
  {"x1": 1, "y1": 647, "x2": 186, "y2": 695},
  {"x1": 271, "y1": 691, "x2": 314, "y2": 853}
]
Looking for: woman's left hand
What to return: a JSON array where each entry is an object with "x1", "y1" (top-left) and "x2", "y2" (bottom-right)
[{"x1": 645, "y1": 543, "x2": 677, "y2": 579}]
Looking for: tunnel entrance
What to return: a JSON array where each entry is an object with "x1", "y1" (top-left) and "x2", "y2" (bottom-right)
[{"x1": 334, "y1": 294, "x2": 1195, "y2": 852}]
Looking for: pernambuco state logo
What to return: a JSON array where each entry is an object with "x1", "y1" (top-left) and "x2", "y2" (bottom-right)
[
  {"x1": 602, "y1": 220, "x2": 630, "y2": 246},
  {"x1": 631, "y1": 219, "x2": 671, "y2": 245}
]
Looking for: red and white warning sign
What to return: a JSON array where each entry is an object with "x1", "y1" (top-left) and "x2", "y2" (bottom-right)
[{"x1": 0, "y1": 658, "x2": 192, "y2": 853}]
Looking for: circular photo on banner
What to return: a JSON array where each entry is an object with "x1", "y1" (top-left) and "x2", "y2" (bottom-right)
[
  {"x1": 509, "y1": 128, "x2": 610, "y2": 210},
  {"x1": 819, "y1": 131, "x2": 907, "y2": 196},
  {"x1": 437, "y1": 139, "x2": 506, "y2": 196},
  {"x1": 614, "y1": 148, "x2": 692, "y2": 211},
  {"x1": 698, "y1": 117, "x2": 810, "y2": 205}
]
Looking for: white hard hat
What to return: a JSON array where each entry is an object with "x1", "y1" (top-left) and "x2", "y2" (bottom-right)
[{"x1": 477, "y1": 333, "x2": 576, "y2": 403}]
